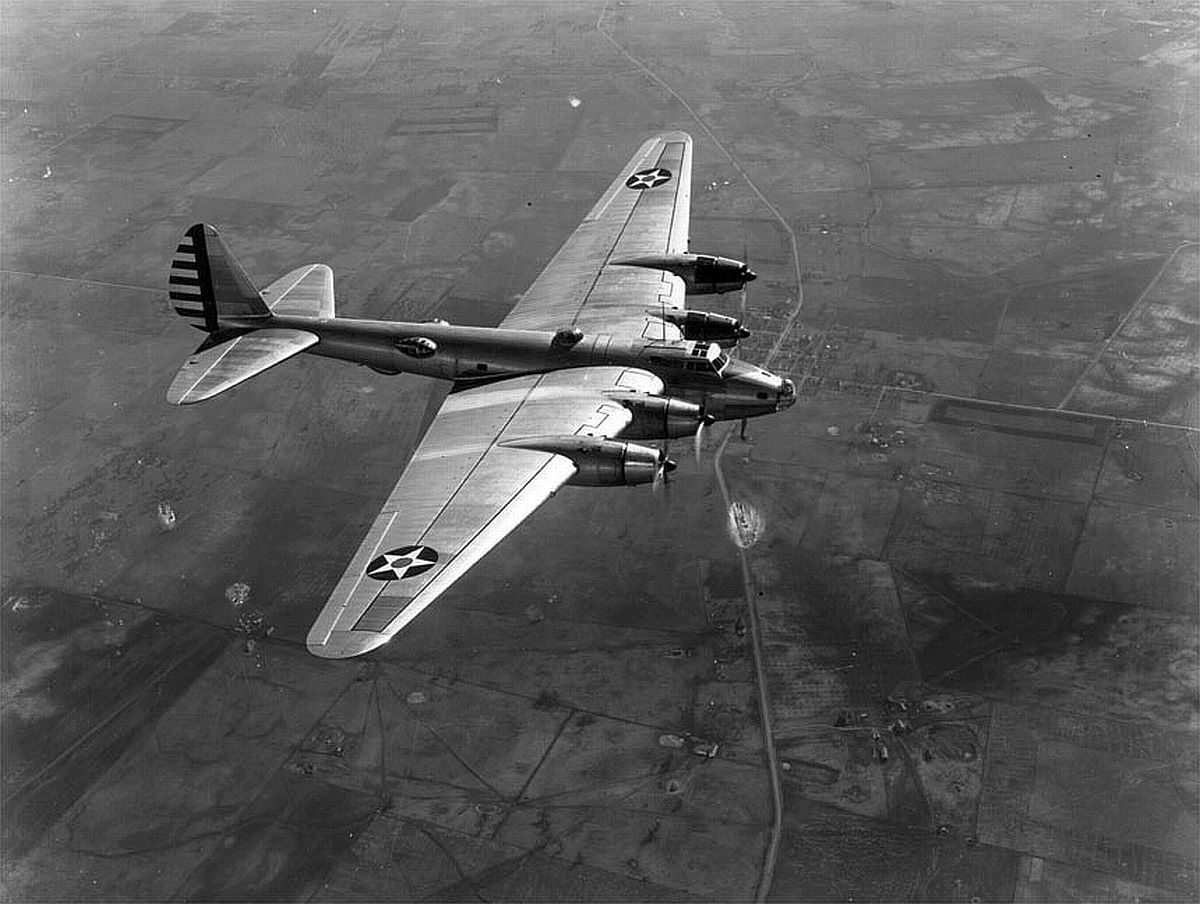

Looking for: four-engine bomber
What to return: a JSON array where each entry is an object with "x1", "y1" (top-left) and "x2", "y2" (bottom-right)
[
  {"x1": 249, "y1": 313, "x2": 795, "y2": 423},
  {"x1": 164, "y1": 131, "x2": 797, "y2": 658}
]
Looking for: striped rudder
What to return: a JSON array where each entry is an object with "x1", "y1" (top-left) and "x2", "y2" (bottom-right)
[{"x1": 169, "y1": 223, "x2": 269, "y2": 331}]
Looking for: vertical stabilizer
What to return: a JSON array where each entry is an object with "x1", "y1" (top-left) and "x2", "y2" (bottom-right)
[{"x1": 169, "y1": 223, "x2": 270, "y2": 331}]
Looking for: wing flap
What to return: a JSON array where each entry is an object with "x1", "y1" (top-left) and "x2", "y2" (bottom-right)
[
  {"x1": 307, "y1": 366, "x2": 663, "y2": 658},
  {"x1": 166, "y1": 328, "x2": 317, "y2": 405}
]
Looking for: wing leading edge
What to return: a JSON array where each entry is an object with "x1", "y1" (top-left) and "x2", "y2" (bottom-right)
[{"x1": 307, "y1": 366, "x2": 663, "y2": 658}]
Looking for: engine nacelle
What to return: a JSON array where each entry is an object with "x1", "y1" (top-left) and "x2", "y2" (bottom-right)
[
  {"x1": 615, "y1": 252, "x2": 756, "y2": 295},
  {"x1": 500, "y1": 435, "x2": 673, "y2": 486},
  {"x1": 662, "y1": 310, "x2": 751, "y2": 345},
  {"x1": 612, "y1": 393, "x2": 710, "y2": 439}
]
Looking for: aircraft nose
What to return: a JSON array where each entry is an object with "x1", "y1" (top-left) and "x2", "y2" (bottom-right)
[
  {"x1": 743, "y1": 267, "x2": 757, "y2": 282},
  {"x1": 777, "y1": 378, "x2": 796, "y2": 410}
]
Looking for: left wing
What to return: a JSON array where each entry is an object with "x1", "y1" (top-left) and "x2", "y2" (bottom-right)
[
  {"x1": 307, "y1": 366, "x2": 662, "y2": 658},
  {"x1": 500, "y1": 131, "x2": 693, "y2": 341}
]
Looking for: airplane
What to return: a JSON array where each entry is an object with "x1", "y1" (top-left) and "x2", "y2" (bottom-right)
[{"x1": 165, "y1": 131, "x2": 795, "y2": 658}]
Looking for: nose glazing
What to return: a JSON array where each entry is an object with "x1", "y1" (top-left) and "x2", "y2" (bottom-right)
[{"x1": 777, "y1": 378, "x2": 796, "y2": 410}]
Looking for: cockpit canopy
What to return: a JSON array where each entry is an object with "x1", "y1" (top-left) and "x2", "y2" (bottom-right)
[{"x1": 645, "y1": 340, "x2": 730, "y2": 376}]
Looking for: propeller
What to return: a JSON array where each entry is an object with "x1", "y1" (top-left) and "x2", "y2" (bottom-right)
[{"x1": 652, "y1": 447, "x2": 677, "y2": 497}]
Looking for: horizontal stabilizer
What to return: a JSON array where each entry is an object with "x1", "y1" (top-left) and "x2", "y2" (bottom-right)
[
  {"x1": 167, "y1": 328, "x2": 317, "y2": 405},
  {"x1": 261, "y1": 264, "x2": 335, "y2": 318}
]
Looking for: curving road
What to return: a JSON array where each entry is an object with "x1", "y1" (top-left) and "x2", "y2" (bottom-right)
[{"x1": 595, "y1": 5, "x2": 812, "y2": 900}]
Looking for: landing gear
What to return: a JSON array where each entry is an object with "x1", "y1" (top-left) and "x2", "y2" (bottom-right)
[{"x1": 739, "y1": 417, "x2": 748, "y2": 441}]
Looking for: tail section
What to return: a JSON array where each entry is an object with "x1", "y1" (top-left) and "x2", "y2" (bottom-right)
[
  {"x1": 166, "y1": 224, "x2": 331, "y2": 408},
  {"x1": 166, "y1": 223, "x2": 336, "y2": 404},
  {"x1": 169, "y1": 223, "x2": 270, "y2": 331}
]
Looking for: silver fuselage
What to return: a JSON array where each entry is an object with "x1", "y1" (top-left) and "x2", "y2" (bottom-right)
[{"x1": 250, "y1": 314, "x2": 795, "y2": 420}]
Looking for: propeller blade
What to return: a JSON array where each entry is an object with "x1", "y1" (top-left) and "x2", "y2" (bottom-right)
[
  {"x1": 653, "y1": 448, "x2": 677, "y2": 498},
  {"x1": 652, "y1": 447, "x2": 666, "y2": 490},
  {"x1": 694, "y1": 412, "x2": 715, "y2": 464},
  {"x1": 739, "y1": 238, "x2": 750, "y2": 320}
]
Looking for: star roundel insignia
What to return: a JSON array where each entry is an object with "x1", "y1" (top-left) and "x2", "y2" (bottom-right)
[
  {"x1": 365, "y1": 545, "x2": 439, "y2": 581},
  {"x1": 625, "y1": 167, "x2": 672, "y2": 190}
]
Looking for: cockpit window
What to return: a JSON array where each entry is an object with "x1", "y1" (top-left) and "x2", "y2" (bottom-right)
[
  {"x1": 694, "y1": 342, "x2": 729, "y2": 375},
  {"x1": 648, "y1": 342, "x2": 727, "y2": 376}
]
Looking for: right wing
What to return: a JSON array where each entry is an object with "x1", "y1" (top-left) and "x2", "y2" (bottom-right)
[
  {"x1": 306, "y1": 366, "x2": 662, "y2": 658},
  {"x1": 500, "y1": 131, "x2": 693, "y2": 342}
]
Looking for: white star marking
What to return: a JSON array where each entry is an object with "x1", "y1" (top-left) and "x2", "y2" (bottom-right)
[
  {"x1": 626, "y1": 167, "x2": 671, "y2": 190},
  {"x1": 366, "y1": 546, "x2": 439, "y2": 581}
]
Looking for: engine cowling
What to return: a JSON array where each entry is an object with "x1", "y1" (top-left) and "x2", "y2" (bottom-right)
[
  {"x1": 500, "y1": 435, "x2": 674, "y2": 486},
  {"x1": 662, "y1": 310, "x2": 751, "y2": 345},
  {"x1": 613, "y1": 393, "x2": 711, "y2": 439},
  {"x1": 615, "y1": 252, "x2": 756, "y2": 295}
]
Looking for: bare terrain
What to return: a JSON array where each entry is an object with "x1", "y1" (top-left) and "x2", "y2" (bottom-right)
[{"x1": 2, "y1": 2, "x2": 1197, "y2": 901}]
